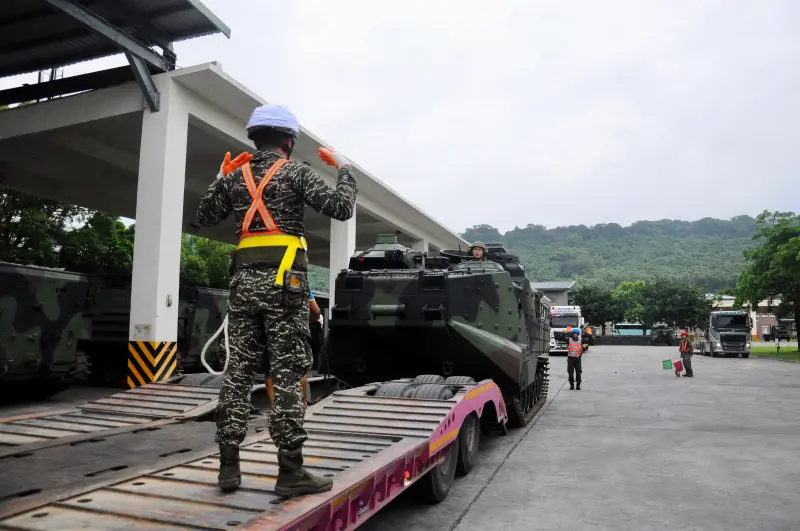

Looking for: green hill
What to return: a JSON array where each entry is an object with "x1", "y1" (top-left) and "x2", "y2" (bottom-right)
[
  {"x1": 462, "y1": 216, "x2": 758, "y2": 291},
  {"x1": 309, "y1": 216, "x2": 757, "y2": 293}
]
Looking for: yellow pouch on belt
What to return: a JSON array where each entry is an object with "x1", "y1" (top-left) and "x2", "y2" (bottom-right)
[{"x1": 237, "y1": 234, "x2": 308, "y2": 286}]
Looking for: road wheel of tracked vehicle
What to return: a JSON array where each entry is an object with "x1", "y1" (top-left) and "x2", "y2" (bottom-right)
[
  {"x1": 507, "y1": 359, "x2": 548, "y2": 428},
  {"x1": 416, "y1": 436, "x2": 459, "y2": 503},
  {"x1": 374, "y1": 382, "x2": 416, "y2": 398},
  {"x1": 444, "y1": 375, "x2": 476, "y2": 385},
  {"x1": 411, "y1": 383, "x2": 454, "y2": 400},
  {"x1": 456, "y1": 412, "x2": 480, "y2": 477},
  {"x1": 414, "y1": 374, "x2": 446, "y2": 384}
]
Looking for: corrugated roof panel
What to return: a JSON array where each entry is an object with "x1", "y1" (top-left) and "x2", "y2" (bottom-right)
[{"x1": 0, "y1": 0, "x2": 229, "y2": 79}]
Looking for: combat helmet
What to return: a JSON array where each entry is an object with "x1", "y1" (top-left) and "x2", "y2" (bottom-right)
[{"x1": 468, "y1": 241, "x2": 487, "y2": 259}]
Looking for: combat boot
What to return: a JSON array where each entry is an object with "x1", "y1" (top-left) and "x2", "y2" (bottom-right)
[
  {"x1": 275, "y1": 446, "x2": 333, "y2": 498},
  {"x1": 569, "y1": 384, "x2": 574, "y2": 390},
  {"x1": 218, "y1": 444, "x2": 241, "y2": 492},
  {"x1": 576, "y1": 384, "x2": 581, "y2": 390}
]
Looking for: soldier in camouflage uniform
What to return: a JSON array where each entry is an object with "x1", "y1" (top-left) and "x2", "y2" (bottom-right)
[
  {"x1": 195, "y1": 104, "x2": 357, "y2": 498},
  {"x1": 469, "y1": 241, "x2": 487, "y2": 260}
]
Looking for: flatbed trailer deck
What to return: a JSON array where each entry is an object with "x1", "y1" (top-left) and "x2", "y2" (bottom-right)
[{"x1": 0, "y1": 378, "x2": 509, "y2": 531}]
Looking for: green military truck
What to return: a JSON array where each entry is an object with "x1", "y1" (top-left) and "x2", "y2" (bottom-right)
[{"x1": 0, "y1": 261, "x2": 93, "y2": 399}]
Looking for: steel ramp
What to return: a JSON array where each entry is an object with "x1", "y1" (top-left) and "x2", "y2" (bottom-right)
[
  {"x1": 0, "y1": 380, "x2": 507, "y2": 531},
  {"x1": 0, "y1": 379, "x2": 263, "y2": 459}
]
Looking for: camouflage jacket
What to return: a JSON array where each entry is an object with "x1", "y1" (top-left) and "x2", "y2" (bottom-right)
[{"x1": 195, "y1": 150, "x2": 358, "y2": 237}]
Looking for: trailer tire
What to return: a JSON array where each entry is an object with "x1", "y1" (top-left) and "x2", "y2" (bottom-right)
[
  {"x1": 416, "y1": 438, "x2": 458, "y2": 503},
  {"x1": 456, "y1": 413, "x2": 480, "y2": 477},
  {"x1": 374, "y1": 382, "x2": 415, "y2": 398},
  {"x1": 412, "y1": 384, "x2": 454, "y2": 400},
  {"x1": 444, "y1": 376, "x2": 476, "y2": 385},
  {"x1": 413, "y1": 374, "x2": 445, "y2": 384}
]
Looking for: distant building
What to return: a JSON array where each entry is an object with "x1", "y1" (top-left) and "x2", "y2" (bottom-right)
[{"x1": 531, "y1": 281, "x2": 575, "y2": 306}]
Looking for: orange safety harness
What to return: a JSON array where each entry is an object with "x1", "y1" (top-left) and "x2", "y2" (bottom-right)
[
  {"x1": 238, "y1": 159, "x2": 310, "y2": 405},
  {"x1": 235, "y1": 160, "x2": 308, "y2": 286}
]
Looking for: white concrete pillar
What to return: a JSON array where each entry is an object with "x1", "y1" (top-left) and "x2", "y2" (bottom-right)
[
  {"x1": 411, "y1": 239, "x2": 429, "y2": 253},
  {"x1": 127, "y1": 77, "x2": 188, "y2": 388},
  {"x1": 328, "y1": 212, "x2": 357, "y2": 313}
]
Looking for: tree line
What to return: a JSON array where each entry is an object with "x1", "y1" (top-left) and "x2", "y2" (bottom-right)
[
  {"x1": 2, "y1": 189, "x2": 797, "y2": 349},
  {"x1": 573, "y1": 279, "x2": 714, "y2": 334},
  {"x1": 0, "y1": 189, "x2": 328, "y2": 290},
  {"x1": 462, "y1": 216, "x2": 759, "y2": 292}
]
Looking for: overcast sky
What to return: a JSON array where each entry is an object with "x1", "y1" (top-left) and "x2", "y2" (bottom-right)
[{"x1": 2, "y1": 0, "x2": 798, "y2": 233}]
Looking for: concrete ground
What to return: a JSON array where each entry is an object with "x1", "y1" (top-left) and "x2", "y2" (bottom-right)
[
  {"x1": 1, "y1": 347, "x2": 798, "y2": 530},
  {"x1": 364, "y1": 346, "x2": 800, "y2": 531}
]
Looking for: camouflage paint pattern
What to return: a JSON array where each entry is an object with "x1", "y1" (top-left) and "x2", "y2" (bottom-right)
[
  {"x1": 195, "y1": 147, "x2": 357, "y2": 450},
  {"x1": 0, "y1": 261, "x2": 92, "y2": 390},
  {"x1": 78, "y1": 278, "x2": 231, "y2": 386},
  {"x1": 195, "y1": 149, "x2": 358, "y2": 234},
  {"x1": 181, "y1": 285, "x2": 230, "y2": 371},
  {"x1": 327, "y1": 237, "x2": 551, "y2": 405},
  {"x1": 214, "y1": 267, "x2": 312, "y2": 448}
]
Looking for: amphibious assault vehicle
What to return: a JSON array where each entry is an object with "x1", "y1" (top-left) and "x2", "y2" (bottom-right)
[
  {"x1": 0, "y1": 261, "x2": 92, "y2": 398},
  {"x1": 327, "y1": 235, "x2": 551, "y2": 427}
]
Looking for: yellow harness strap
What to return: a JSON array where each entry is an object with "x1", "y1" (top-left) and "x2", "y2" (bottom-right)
[{"x1": 236, "y1": 234, "x2": 308, "y2": 286}]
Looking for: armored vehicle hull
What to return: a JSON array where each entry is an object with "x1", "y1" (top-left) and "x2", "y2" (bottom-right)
[
  {"x1": 0, "y1": 262, "x2": 92, "y2": 399},
  {"x1": 327, "y1": 237, "x2": 551, "y2": 427},
  {"x1": 79, "y1": 277, "x2": 232, "y2": 387}
]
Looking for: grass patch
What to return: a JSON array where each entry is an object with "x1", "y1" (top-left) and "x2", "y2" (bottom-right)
[{"x1": 750, "y1": 345, "x2": 800, "y2": 361}]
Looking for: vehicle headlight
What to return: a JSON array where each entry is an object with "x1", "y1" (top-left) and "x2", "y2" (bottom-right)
[
  {"x1": 746, "y1": 342, "x2": 751, "y2": 348},
  {"x1": 716, "y1": 342, "x2": 722, "y2": 348}
]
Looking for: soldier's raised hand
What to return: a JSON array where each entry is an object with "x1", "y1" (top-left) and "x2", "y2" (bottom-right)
[
  {"x1": 318, "y1": 147, "x2": 351, "y2": 169},
  {"x1": 221, "y1": 151, "x2": 253, "y2": 176}
]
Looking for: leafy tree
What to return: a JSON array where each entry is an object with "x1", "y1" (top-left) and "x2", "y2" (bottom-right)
[
  {"x1": 735, "y1": 211, "x2": 800, "y2": 349},
  {"x1": 573, "y1": 284, "x2": 622, "y2": 334},
  {"x1": 611, "y1": 280, "x2": 661, "y2": 335},
  {"x1": 0, "y1": 189, "x2": 89, "y2": 267},
  {"x1": 60, "y1": 213, "x2": 135, "y2": 274},
  {"x1": 651, "y1": 278, "x2": 713, "y2": 330}
]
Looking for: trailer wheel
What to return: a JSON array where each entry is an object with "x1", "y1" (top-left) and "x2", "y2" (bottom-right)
[
  {"x1": 456, "y1": 413, "x2": 480, "y2": 476},
  {"x1": 413, "y1": 374, "x2": 445, "y2": 384},
  {"x1": 411, "y1": 384, "x2": 454, "y2": 400},
  {"x1": 444, "y1": 376, "x2": 475, "y2": 385},
  {"x1": 374, "y1": 382, "x2": 415, "y2": 398},
  {"x1": 416, "y1": 439, "x2": 458, "y2": 503}
]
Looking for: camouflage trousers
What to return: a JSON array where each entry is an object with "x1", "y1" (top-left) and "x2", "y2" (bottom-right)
[
  {"x1": 214, "y1": 267, "x2": 312, "y2": 449},
  {"x1": 681, "y1": 352, "x2": 693, "y2": 374}
]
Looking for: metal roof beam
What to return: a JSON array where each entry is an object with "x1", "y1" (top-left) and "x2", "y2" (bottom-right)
[
  {"x1": 42, "y1": 0, "x2": 173, "y2": 112},
  {"x1": 42, "y1": 0, "x2": 173, "y2": 72},
  {"x1": 126, "y1": 52, "x2": 159, "y2": 112}
]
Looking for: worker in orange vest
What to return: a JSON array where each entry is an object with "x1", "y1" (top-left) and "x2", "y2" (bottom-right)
[
  {"x1": 678, "y1": 331, "x2": 694, "y2": 377},
  {"x1": 567, "y1": 328, "x2": 583, "y2": 390}
]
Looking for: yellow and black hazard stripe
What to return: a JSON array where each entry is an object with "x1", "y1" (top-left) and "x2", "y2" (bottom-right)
[{"x1": 127, "y1": 341, "x2": 178, "y2": 389}]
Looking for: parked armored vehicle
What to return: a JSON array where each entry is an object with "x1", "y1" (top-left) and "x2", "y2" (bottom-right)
[
  {"x1": 0, "y1": 261, "x2": 93, "y2": 398},
  {"x1": 81, "y1": 277, "x2": 230, "y2": 387},
  {"x1": 650, "y1": 324, "x2": 677, "y2": 346},
  {"x1": 327, "y1": 235, "x2": 551, "y2": 427}
]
